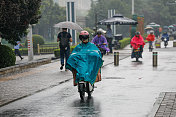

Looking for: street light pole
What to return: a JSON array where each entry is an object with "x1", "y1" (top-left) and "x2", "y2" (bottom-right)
[{"x1": 132, "y1": 0, "x2": 134, "y2": 15}]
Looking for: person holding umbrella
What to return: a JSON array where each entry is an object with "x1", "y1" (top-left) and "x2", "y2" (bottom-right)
[{"x1": 57, "y1": 28, "x2": 72, "y2": 70}]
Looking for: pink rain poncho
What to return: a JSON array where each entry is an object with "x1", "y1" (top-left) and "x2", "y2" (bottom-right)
[{"x1": 130, "y1": 35, "x2": 145, "y2": 49}]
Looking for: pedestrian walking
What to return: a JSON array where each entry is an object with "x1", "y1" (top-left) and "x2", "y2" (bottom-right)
[
  {"x1": 105, "y1": 24, "x2": 113, "y2": 53},
  {"x1": 14, "y1": 41, "x2": 24, "y2": 60},
  {"x1": 57, "y1": 28, "x2": 72, "y2": 70}
]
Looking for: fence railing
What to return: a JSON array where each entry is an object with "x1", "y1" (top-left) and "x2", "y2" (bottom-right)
[{"x1": 37, "y1": 44, "x2": 59, "y2": 54}]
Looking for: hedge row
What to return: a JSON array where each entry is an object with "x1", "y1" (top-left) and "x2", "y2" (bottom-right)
[
  {"x1": 12, "y1": 48, "x2": 36, "y2": 55},
  {"x1": 119, "y1": 36, "x2": 148, "y2": 49},
  {"x1": 25, "y1": 34, "x2": 45, "y2": 49},
  {"x1": 12, "y1": 47, "x2": 58, "y2": 55},
  {"x1": 0, "y1": 45, "x2": 16, "y2": 68},
  {"x1": 54, "y1": 46, "x2": 76, "y2": 58},
  {"x1": 119, "y1": 38, "x2": 131, "y2": 49}
]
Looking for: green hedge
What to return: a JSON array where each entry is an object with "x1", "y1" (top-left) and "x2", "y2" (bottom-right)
[
  {"x1": 0, "y1": 45, "x2": 16, "y2": 68},
  {"x1": 13, "y1": 47, "x2": 58, "y2": 55},
  {"x1": 25, "y1": 34, "x2": 45, "y2": 49},
  {"x1": 54, "y1": 46, "x2": 76, "y2": 58},
  {"x1": 12, "y1": 48, "x2": 36, "y2": 55},
  {"x1": 44, "y1": 42, "x2": 58, "y2": 45},
  {"x1": 119, "y1": 37, "x2": 148, "y2": 49},
  {"x1": 119, "y1": 38, "x2": 131, "y2": 49}
]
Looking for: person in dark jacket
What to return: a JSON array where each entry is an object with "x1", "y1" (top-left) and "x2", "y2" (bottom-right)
[
  {"x1": 105, "y1": 24, "x2": 113, "y2": 53},
  {"x1": 57, "y1": 28, "x2": 72, "y2": 70}
]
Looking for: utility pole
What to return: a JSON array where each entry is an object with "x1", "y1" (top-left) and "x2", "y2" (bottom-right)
[
  {"x1": 132, "y1": 0, "x2": 134, "y2": 15},
  {"x1": 66, "y1": 1, "x2": 76, "y2": 45},
  {"x1": 108, "y1": 9, "x2": 116, "y2": 35},
  {"x1": 27, "y1": 25, "x2": 33, "y2": 61}
]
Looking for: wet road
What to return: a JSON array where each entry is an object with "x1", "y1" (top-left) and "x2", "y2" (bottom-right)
[{"x1": 1, "y1": 41, "x2": 176, "y2": 117}]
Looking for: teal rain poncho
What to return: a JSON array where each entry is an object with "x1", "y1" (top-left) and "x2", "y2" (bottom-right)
[{"x1": 66, "y1": 42, "x2": 103, "y2": 85}]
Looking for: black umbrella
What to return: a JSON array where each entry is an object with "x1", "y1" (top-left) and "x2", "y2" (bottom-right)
[{"x1": 98, "y1": 14, "x2": 137, "y2": 25}]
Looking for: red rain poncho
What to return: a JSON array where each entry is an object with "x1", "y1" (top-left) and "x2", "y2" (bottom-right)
[
  {"x1": 146, "y1": 34, "x2": 155, "y2": 42},
  {"x1": 131, "y1": 35, "x2": 145, "y2": 49}
]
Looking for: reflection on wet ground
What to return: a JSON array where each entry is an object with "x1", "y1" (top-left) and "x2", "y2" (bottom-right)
[
  {"x1": 0, "y1": 82, "x2": 102, "y2": 117},
  {"x1": 72, "y1": 97, "x2": 101, "y2": 117}
]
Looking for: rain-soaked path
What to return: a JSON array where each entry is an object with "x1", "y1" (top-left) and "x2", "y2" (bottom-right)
[{"x1": 1, "y1": 41, "x2": 176, "y2": 117}]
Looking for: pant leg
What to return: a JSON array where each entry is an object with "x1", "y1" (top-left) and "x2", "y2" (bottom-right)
[
  {"x1": 139, "y1": 45, "x2": 143, "y2": 57},
  {"x1": 15, "y1": 49, "x2": 22, "y2": 59},
  {"x1": 140, "y1": 45, "x2": 143, "y2": 52},
  {"x1": 65, "y1": 46, "x2": 70, "y2": 64},
  {"x1": 107, "y1": 38, "x2": 113, "y2": 53},
  {"x1": 14, "y1": 49, "x2": 17, "y2": 55},
  {"x1": 149, "y1": 41, "x2": 152, "y2": 49},
  {"x1": 60, "y1": 48, "x2": 65, "y2": 65}
]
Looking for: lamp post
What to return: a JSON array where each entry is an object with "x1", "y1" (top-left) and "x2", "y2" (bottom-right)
[{"x1": 132, "y1": 0, "x2": 134, "y2": 15}]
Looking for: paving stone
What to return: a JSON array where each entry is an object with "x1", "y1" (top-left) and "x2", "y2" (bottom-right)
[{"x1": 150, "y1": 92, "x2": 176, "y2": 117}]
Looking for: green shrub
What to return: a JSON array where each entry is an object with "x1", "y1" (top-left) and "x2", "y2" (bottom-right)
[
  {"x1": 54, "y1": 49, "x2": 60, "y2": 58},
  {"x1": 19, "y1": 48, "x2": 28, "y2": 55},
  {"x1": 119, "y1": 38, "x2": 131, "y2": 49},
  {"x1": 33, "y1": 35, "x2": 45, "y2": 49},
  {"x1": 0, "y1": 45, "x2": 16, "y2": 68},
  {"x1": 25, "y1": 34, "x2": 45, "y2": 49}
]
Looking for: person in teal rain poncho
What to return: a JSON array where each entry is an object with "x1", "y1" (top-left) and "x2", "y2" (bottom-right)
[{"x1": 66, "y1": 31, "x2": 103, "y2": 85}]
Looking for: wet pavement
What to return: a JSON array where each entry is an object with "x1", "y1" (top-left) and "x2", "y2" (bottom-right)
[
  {"x1": 15, "y1": 54, "x2": 55, "y2": 65},
  {"x1": 0, "y1": 41, "x2": 176, "y2": 117},
  {"x1": 0, "y1": 47, "x2": 129, "y2": 107},
  {"x1": 149, "y1": 92, "x2": 176, "y2": 117}
]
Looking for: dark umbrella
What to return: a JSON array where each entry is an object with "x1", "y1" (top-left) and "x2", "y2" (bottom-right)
[{"x1": 98, "y1": 14, "x2": 137, "y2": 25}]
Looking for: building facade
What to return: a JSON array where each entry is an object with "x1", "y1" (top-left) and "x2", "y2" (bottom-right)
[
  {"x1": 54, "y1": 0, "x2": 91, "y2": 11},
  {"x1": 54, "y1": 0, "x2": 91, "y2": 28}
]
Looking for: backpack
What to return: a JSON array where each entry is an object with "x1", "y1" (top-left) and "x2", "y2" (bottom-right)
[{"x1": 60, "y1": 32, "x2": 69, "y2": 48}]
